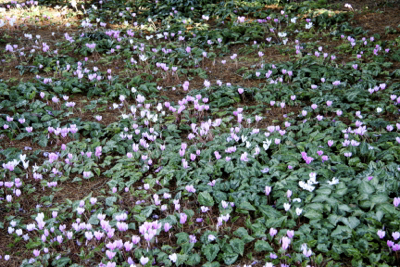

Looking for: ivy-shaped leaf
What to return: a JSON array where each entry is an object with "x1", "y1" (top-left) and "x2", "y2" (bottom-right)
[
  {"x1": 230, "y1": 238, "x2": 245, "y2": 256},
  {"x1": 202, "y1": 244, "x2": 220, "y2": 262}
]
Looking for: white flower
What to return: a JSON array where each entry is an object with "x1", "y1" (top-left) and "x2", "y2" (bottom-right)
[
  {"x1": 284, "y1": 203, "x2": 291, "y2": 211},
  {"x1": 139, "y1": 54, "x2": 148, "y2": 61},
  {"x1": 344, "y1": 3, "x2": 353, "y2": 9},
  {"x1": 305, "y1": 22, "x2": 313, "y2": 29},
  {"x1": 308, "y1": 172, "x2": 318, "y2": 184},
  {"x1": 278, "y1": 32, "x2": 287, "y2": 38},
  {"x1": 22, "y1": 160, "x2": 29, "y2": 169},
  {"x1": 20, "y1": 154, "x2": 26, "y2": 162},
  {"x1": 299, "y1": 181, "x2": 315, "y2": 192},
  {"x1": 291, "y1": 17, "x2": 297, "y2": 23},
  {"x1": 327, "y1": 177, "x2": 339, "y2": 185},
  {"x1": 169, "y1": 253, "x2": 177, "y2": 263},
  {"x1": 296, "y1": 208, "x2": 303, "y2": 216},
  {"x1": 263, "y1": 139, "x2": 272, "y2": 150},
  {"x1": 376, "y1": 107, "x2": 382, "y2": 113}
]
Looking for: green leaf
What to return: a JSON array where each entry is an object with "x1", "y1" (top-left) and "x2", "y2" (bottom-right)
[
  {"x1": 88, "y1": 214, "x2": 99, "y2": 225},
  {"x1": 202, "y1": 244, "x2": 220, "y2": 262},
  {"x1": 371, "y1": 194, "x2": 388, "y2": 204},
  {"x1": 141, "y1": 205, "x2": 155, "y2": 218},
  {"x1": 202, "y1": 262, "x2": 220, "y2": 267},
  {"x1": 331, "y1": 225, "x2": 352, "y2": 240},
  {"x1": 223, "y1": 253, "x2": 238, "y2": 265},
  {"x1": 175, "y1": 232, "x2": 189, "y2": 245},
  {"x1": 187, "y1": 253, "x2": 201, "y2": 266},
  {"x1": 198, "y1": 191, "x2": 214, "y2": 207},
  {"x1": 26, "y1": 241, "x2": 42, "y2": 249},
  {"x1": 359, "y1": 181, "x2": 374, "y2": 194},
  {"x1": 181, "y1": 242, "x2": 194, "y2": 254},
  {"x1": 176, "y1": 254, "x2": 188, "y2": 266},
  {"x1": 133, "y1": 214, "x2": 146, "y2": 223},
  {"x1": 105, "y1": 196, "x2": 117, "y2": 206},
  {"x1": 254, "y1": 240, "x2": 273, "y2": 252},
  {"x1": 259, "y1": 205, "x2": 282, "y2": 218},
  {"x1": 230, "y1": 238, "x2": 245, "y2": 256},
  {"x1": 51, "y1": 257, "x2": 71, "y2": 267},
  {"x1": 347, "y1": 216, "x2": 360, "y2": 229},
  {"x1": 233, "y1": 227, "x2": 248, "y2": 238},
  {"x1": 238, "y1": 201, "x2": 256, "y2": 211},
  {"x1": 265, "y1": 216, "x2": 287, "y2": 228},
  {"x1": 304, "y1": 210, "x2": 323, "y2": 221}
]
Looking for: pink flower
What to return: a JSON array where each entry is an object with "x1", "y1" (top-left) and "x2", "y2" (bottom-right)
[
  {"x1": 208, "y1": 234, "x2": 216, "y2": 241},
  {"x1": 185, "y1": 185, "x2": 196, "y2": 193},
  {"x1": 164, "y1": 223, "x2": 172, "y2": 232},
  {"x1": 392, "y1": 232, "x2": 399, "y2": 240},
  {"x1": 377, "y1": 230, "x2": 386, "y2": 239},
  {"x1": 269, "y1": 228, "x2": 277, "y2": 237},
  {"x1": 287, "y1": 230, "x2": 294, "y2": 238},
  {"x1": 183, "y1": 81, "x2": 189, "y2": 91},
  {"x1": 281, "y1": 236, "x2": 291, "y2": 250},
  {"x1": 265, "y1": 186, "x2": 271, "y2": 196},
  {"x1": 140, "y1": 256, "x2": 149, "y2": 266},
  {"x1": 179, "y1": 213, "x2": 187, "y2": 224},
  {"x1": 394, "y1": 197, "x2": 400, "y2": 207}
]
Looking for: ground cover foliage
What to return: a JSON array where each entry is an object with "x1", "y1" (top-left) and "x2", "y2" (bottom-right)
[{"x1": 0, "y1": 0, "x2": 400, "y2": 266}]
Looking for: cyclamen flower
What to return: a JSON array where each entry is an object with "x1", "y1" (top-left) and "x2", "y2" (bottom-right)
[
  {"x1": 185, "y1": 185, "x2": 196, "y2": 193},
  {"x1": 287, "y1": 230, "x2": 294, "y2": 238},
  {"x1": 179, "y1": 213, "x2": 187, "y2": 224},
  {"x1": 140, "y1": 256, "x2": 149, "y2": 266},
  {"x1": 296, "y1": 208, "x2": 303, "y2": 216},
  {"x1": 269, "y1": 228, "x2": 277, "y2": 237},
  {"x1": 237, "y1": 16, "x2": 245, "y2": 23},
  {"x1": 169, "y1": 253, "x2": 177, "y2": 263},
  {"x1": 283, "y1": 203, "x2": 291, "y2": 211},
  {"x1": 394, "y1": 197, "x2": 400, "y2": 207},
  {"x1": 208, "y1": 234, "x2": 216, "y2": 241},
  {"x1": 393, "y1": 232, "x2": 400, "y2": 240},
  {"x1": 281, "y1": 236, "x2": 291, "y2": 250}
]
